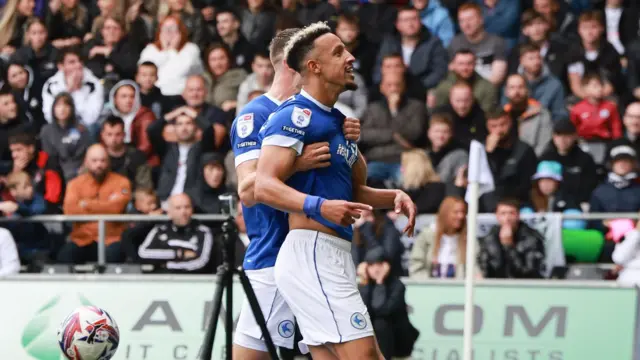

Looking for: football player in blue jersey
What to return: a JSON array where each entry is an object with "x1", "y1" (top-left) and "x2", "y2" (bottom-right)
[
  {"x1": 254, "y1": 22, "x2": 417, "y2": 360},
  {"x1": 230, "y1": 28, "x2": 361, "y2": 360}
]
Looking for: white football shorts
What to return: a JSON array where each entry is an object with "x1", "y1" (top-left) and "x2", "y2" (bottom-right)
[
  {"x1": 233, "y1": 267, "x2": 297, "y2": 351},
  {"x1": 274, "y1": 229, "x2": 374, "y2": 348}
]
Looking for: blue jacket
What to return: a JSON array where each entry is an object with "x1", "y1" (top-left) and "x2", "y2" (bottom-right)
[
  {"x1": 475, "y1": 0, "x2": 521, "y2": 49},
  {"x1": 414, "y1": 0, "x2": 455, "y2": 47},
  {"x1": 589, "y1": 178, "x2": 640, "y2": 232}
]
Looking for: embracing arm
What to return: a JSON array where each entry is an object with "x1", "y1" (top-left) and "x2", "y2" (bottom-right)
[{"x1": 254, "y1": 145, "x2": 308, "y2": 213}]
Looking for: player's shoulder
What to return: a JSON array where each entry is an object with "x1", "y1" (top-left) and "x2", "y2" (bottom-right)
[
  {"x1": 231, "y1": 96, "x2": 275, "y2": 141},
  {"x1": 269, "y1": 100, "x2": 315, "y2": 129}
]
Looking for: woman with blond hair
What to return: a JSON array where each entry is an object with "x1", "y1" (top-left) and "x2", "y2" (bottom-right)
[
  {"x1": 401, "y1": 149, "x2": 447, "y2": 214},
  {"x1": 409, "y1": 196, "x2": 476, "y2": 279},
  {"x1": 45, "y1": 0, "x2": 91, "y2": 48},
  {"x1": 0, "y1": 0, "x2": 35, "y2": 56}
]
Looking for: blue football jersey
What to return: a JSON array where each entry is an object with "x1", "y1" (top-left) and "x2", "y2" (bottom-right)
[
  {"x1": 260, "y1": 90, "x2": 358, "y2": 241},
  {"x1": 230, "y1": 94, "x2": 289, "y2": 270}
]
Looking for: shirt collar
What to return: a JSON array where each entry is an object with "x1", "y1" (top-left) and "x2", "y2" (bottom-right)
[
  {"x1": 263, "y1": 93, "x2": 282, "y2": 106},
  {"x1": 300, "y1": 89, "x2": 332, "y2": 112}
]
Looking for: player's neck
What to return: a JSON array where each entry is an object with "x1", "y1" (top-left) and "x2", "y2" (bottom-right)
[
  {"x1": 267, "y1": 71, "x2": 296, "y2": 102},
  {"x1": 301, "y1": 81, "x2": 339, "y2": 109}
]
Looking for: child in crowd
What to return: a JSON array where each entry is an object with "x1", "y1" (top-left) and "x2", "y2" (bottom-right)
[
  {"x1": 570, "y1": 73, "x2": 622, "y2": 140},
  {"x1": 121, "y1": 188, "x2": 163, "y2": 262}
]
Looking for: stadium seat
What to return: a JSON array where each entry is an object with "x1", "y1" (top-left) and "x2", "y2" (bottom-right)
[
  {"x1": 562, "y1": 229, "x2": 605, "y2": 263},
  {"x1": 41, "y1": 265, "x2": 72, "y2": 274},
  {"x1": 104, "y1": 264, "x2": 143, "y2": 274},
  {"x1": 565, "y1": 264, "x2": 607, "y2": 280}
]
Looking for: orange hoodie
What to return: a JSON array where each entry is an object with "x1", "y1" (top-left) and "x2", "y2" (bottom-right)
[{"x1": 63, "y1": 172, "x2": 132, "y2": 246}]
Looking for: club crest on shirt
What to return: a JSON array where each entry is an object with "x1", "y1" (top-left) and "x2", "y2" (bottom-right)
[
  {"x1": 291, "y1": 107, "x2": 311, "y2": 128},
  {"x1": 237, "y1": 113, "x2": 254, "y2": 138}
]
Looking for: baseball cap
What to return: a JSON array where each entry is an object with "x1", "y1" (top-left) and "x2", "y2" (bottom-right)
[
  {"x1": 552, "y1": 118, "x2": 577, "y2": 135},
  {"x1": 609, "y1": 144, "x2": 637, "y2": 162},
  {"x1": 532, "y1": 160, "x2": 563, "y2": 181}
]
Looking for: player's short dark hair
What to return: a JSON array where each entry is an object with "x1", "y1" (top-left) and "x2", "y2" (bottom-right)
[
  {"x1": 519, "y1": 43, "x2": 541, "y2": 57},
  {"x1": 284, "y1": 22, "x2": 332, "y2": 73},
  {"x1": 497, "y1": 197, "x2": 520, "y2": 211},
  {"x1": 57, "y1": 46, "x2": 83, "y2": 64},
  {"x1": 101, "y1": 115, "x2": 125, "y2": 131},
  {"x1": 581, "y1": 72, "x2": 604, "y2": 86},
  {"x1": 8, "y1": 132, "x2": 36, "y2": 147},
  {"x1": 269, "y1": 28, "x2": 300, "y2": 67}
]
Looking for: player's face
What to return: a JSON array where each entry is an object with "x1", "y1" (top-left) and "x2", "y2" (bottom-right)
[{"x1": 314, "y1": 33, "x2": 357, "y2": 92}]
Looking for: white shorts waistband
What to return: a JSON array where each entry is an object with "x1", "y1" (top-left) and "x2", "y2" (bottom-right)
[{"x1": 288, "y1": 229, "x2": 351, "y2": 253}]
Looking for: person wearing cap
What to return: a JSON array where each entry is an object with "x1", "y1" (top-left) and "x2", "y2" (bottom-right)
[
  {"x1": 539, "y1": 118, "x2": 599, "y2": 204},
  {"x1": 187, "y1": 152, "x2": 230, "y2": 214},
  {"x1": 521, "y1": 160, "x2": 584, "y2": 229},
  {"x1": 358, "y1": 246, "x2": 418, "y2": 359},
  {"x1": 589, "y1": 143, "x2": 640, "y2": 235}
]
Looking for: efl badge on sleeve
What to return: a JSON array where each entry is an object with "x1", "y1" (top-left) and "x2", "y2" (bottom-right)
[
  {"x1": 237, "y1": 113, "x2": 254, "y2": 138},
  {"x1": 291, "y1": 107, "x2": 311, "y2": 128}
]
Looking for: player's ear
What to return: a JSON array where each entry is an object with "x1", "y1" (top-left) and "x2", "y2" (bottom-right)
[{"x1": 307, "y1": 58, "x2": 321, "y2": 74}]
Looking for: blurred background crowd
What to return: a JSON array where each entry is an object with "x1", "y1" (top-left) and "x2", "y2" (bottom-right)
[{"x1": 0, "y1": 0, "x2": 639, "y2": 293}]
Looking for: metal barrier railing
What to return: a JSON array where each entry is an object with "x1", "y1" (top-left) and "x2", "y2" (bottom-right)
[{"x1": 0, "y1": 212, "x2": 636, "y2": 266}]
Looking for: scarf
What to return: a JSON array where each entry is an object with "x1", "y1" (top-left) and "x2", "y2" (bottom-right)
[{"x1": 608, "y1": 172, "x2": 638, "y2": 189}]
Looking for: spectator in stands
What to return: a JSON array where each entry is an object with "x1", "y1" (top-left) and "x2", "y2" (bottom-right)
[
  {"x1": 601, "y1": 0, "x2": 639, "y2": 56},
  {"x1": 374, "y1": 5, "x2": 448, "y2": 94},
  {"x1": 513, "y1": 43, "x2": 567, "y2": 121},
  {"x1": 135, "y1": 62, "x2": 172, "y2": 120},
  {"x1": 120, "y1": 188, "x2": 162, "y2": 262},
  {"x1": 0, "y1": 227, "x2": 19, "y2": 276},
  {"x1": 619, "y1": 102, "x2": 640, "y2": 155},
  {"x1": 0, "y1": 0, "x2": 35, "y2": 57},
  {"x1": 533, "y1": 0, "x2": 577, "y2": 40},
  {"x1": 409, "y1": 196, "x2": 472, "y2": 279},
  {"x1": 359, "y1": 246, "x2": 416, "y2": 360},
  {"x1": 138, "y1": 15, "x2": 204, "y2": 97},
  {"x1": 83, "y1": 15, "x2": 141, "y2": 93},
  {"x1": 42, "y1": 48, "x2": 104, "y2": 135},
  {"x1": 567, "y1": 11, "x2": 625, "y2": 101},
  {"x1": 8, "y1": 133, "x2": 63, "y2": 209},
  {"x1": 401, "y1": 149, "x2": 447, "y2": 214},
  {"x1": 449, "y1": 3, "x2": 507, "y2": 86},
  {"x1": 100, "y1": 80, "x2": 156, "y2": 162},
  {"x1": 240, "y1": 0, "x2": 277, "y2": 51},
  {"x1": 540, "y1": 119, "x2": 599, "y2": 204},
  {"x1": 215, "y1": 8, "x2": 256, "y2": 72},
  {"x1": 147, "y1": 111, "x2": 215, "y2": 206},
  {"x1": 293, "y1": 0, "x2": 337, "y2": 27},
  {"x1": 478, "y1": 198, "x2": 546, "y2": 279},
  {"x1": 203, "y1": 43, "x2": 248, "y2": 112},
  {"x1": 156, "y1": 0, "x2": 209, "y2": 49},
  {"x1": 507, "y1": 10, "x2": 569, "y2": 93},
  {"x1": 188, "y1": 152, "x2": 228, "y2": 214},
  {"x1": 11, "y1": 18, "x2": 59, "y2": 88},
  {"x1": 357, "y1": 0, "x2": 398, "y2": 44},
  {"x1": 336, "y1": 70, "x2": 368, "y2": 119},
  {"x1": 476, "y1": 0, "x2": 521, "y2": 49},
  {"x1": 426, "y1": 113, "x2": 468, "y2": 183},
  {"x1": 40, "y1": 92, "x2": 92, "y2": 182},
  {"x1": 353, "y1": 208, "x2": 404, "y2": 278},
  {"x1": 570, "y1": 73, "x2": 622, "y2": 141},
  {"x1": 430, "y1": 49, "x2": 497, "y2": 112},
  {"x1": 590, "y1": 144, "x2": 640, "y2": 232},
  {"x1": 5, "y1": 62, "x2": 46, "y2": 134},
  {"x1": 368, "y1": 53, "x2": 426, "y2": 103},
  {"x1": 100, "y1": 116, "x2": 153, "y2": 191},
  {"x1": 612, "y1": 215, "x2": 640, "y2": 287},
  {"x1": 138, "y1": 193, "x2": 216, "y2": 273},
  {"x1": 236, "y1": 51, "x2": 274, "y2": 114},
  {"x1": 335, "y1": 13, "x2": 376, "y2": 87},
  {"x1": 434, "y1": 82, "x2": 488, "y2": 150},
  {"x1": 412, "y1": 0, "x2": 455, "y2": 47},
  {"x1": 60, "y1": 144, "x2": 131, "y2": 264},
  {"x1": 45, "y1": 0, "x2": 90, "y2": 48},
  {"x1": 165, "y1": 75, "x2": 228, "y2": 151},
  {"x1": 0, "y1": 85, "x2": 28, "y2": 175},
  {"x1": 1, "y1": 171, "x2": 50, "y2": 261},
  {"x1": 503, "y1": 74, "x2": 553, "y2": 156},
  {"x1": 360, "y1": 72, "x2": 427, "y2": 184},
  {"x1": 522, "y1": 160, "x2": 582, "y2": 219},
  {"x1": 479, "y1": 109, "x2": 538, "y2": 212}
]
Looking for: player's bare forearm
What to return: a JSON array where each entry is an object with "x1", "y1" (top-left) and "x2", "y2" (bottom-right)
[
  {"x1": 355, "y1": 185, "x2": 400, "y2": 209},
  {"x1": 254, "y1": 145, "x2": 307, "y2": 214}
]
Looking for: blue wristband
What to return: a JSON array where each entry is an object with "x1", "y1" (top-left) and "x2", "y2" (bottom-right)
[{"x1": 303, "y1": 195, "x2": 326, "y2": 217}]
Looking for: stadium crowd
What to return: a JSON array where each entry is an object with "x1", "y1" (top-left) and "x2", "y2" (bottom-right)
[{"x1": 0, "y1": 0, "x2": 638, "y2": 289}]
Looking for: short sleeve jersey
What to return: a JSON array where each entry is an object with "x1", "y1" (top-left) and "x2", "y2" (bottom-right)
[
  {"x1": 260, "y1": 90, "x2": 358, "y2": 241},
  {"x1": 230, "y1": 94, "x2": 289, "y2": 270}
]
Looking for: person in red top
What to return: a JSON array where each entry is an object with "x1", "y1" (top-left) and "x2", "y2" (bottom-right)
[{"x1": 570, "y1": 73, "x2": 622, "y2": 140}]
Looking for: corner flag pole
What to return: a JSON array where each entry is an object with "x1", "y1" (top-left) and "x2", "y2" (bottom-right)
[{"x1": 463, "y1": 141, "x2": 485, "y2": 360}]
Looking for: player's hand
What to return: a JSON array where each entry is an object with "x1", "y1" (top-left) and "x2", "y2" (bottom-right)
[
  {"x1": 320, "y1": 200, "x2": 372, "y2": 227},
  {"x1": 296, "y1": 142, "x2": 330, "y2": 172},
  {"x1": 342, "y1": 117, "x2": 360, "y2": 141},
  {"x1": 394, "y1": 190, "x2": 417, "y2": 237}
]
